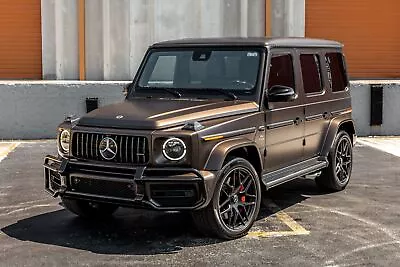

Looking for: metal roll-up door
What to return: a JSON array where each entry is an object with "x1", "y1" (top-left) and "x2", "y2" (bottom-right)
[
  {"x1": 306, "y1": 0, "x2": 400, "y2": 79},
  {"x1": 0, "y1": 0, "x2": 42, "y2": 79}
]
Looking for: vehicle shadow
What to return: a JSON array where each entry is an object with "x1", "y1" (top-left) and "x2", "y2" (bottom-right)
[{"x1": 1, "y1": 178, "x2": 328, "y2": 255}]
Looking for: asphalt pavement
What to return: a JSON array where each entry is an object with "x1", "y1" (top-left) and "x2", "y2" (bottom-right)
[{"x1": 0, "y1": 139, "x2": 399, "y2": 266}]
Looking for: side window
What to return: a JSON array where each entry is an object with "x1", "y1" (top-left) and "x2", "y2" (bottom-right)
[
  {"x1": 268, "y1": 54, "x2": 295, "y2": 90},
  {"x1": 147, "y1": 56, "x2": 176, "y2": 87},
  {"x1": 300, "y1": 54, "x2": 323, "y2": 94},
  {"x1": 325, "y1": 53, "x2": 348, "y2": 92}
]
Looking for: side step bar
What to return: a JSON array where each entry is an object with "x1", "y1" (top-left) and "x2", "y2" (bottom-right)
[{"x1": 262, "y1": 159, "x2": 328, "y2": 189}]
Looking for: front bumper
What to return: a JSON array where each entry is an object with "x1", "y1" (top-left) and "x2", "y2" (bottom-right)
[{"x1": 43, "y1": 155, "x2": 217, "y2": 210}]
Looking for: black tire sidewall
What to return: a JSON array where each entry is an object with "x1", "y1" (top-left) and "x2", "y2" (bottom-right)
[
  {"x1": 211, "y1": 157, "x2": 261, "y2": 238},
  {"x1": 330, "y1": 131, "x2": 353, "y2": 189}
]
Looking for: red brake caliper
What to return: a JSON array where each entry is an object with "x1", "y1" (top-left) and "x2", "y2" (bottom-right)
[{"x1": 239, "y1": 184, "x2": 245, "y2": 203}]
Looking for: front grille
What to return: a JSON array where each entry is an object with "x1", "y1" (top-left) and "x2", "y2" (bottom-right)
[{"x1": 72, "y1": 132, "x2": 149, "y2": 164}]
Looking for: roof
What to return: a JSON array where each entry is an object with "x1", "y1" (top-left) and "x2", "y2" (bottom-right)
[{"x1": 151, "y1": 37, "x2": 343, "y2": 49}]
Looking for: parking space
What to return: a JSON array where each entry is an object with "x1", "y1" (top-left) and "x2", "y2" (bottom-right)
[{"x1": 0, "y1": 139, "x2": 400, "y2": 266}]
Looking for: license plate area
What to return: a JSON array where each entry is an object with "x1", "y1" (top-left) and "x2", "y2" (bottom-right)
[{"x1": 69, "y1": 176, "x2": 136, "y2": 199}]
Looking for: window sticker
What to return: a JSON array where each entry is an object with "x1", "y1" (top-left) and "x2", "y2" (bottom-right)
[{"x1": 247, "y1": 52, "x2": 258, "y2": 57}]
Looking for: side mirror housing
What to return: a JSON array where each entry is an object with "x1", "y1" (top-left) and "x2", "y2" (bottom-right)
[{"x1": 266, "y1": 85, "x2": 297, "y2": 102}]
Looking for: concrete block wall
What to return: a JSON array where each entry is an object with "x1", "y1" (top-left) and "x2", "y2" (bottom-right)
[
  {"x1": 0, "y1": 81, "x2": 399, "y2": 139},
  {"x1": 0, "y1": 81, "x2": 125, "y2": 139},
  {"x1": 350, "y1": 81, "x2": 400, "y2": 136}
]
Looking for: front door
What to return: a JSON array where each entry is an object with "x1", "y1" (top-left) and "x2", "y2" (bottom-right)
[{"x1": 264, "y1": 52, "x2": 305, "y2": 173}]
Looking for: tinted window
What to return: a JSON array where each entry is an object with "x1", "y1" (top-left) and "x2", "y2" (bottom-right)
[
  {"x1": 300, "y1": 54, "x2": 322, "y2": 94},
  {"x1": 268, "y1": 54, "x2": 295, "y2": 90},
  {"x1": 325, "y1": 53, "x2": 348, "y2": 92}
]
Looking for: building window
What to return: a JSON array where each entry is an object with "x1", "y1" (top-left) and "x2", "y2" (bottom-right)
[
  {"x1": 325, "y1": 53, "x2": 348, "y2": 92},
  {"x1": 268, "y1": 54, "x2": 295, "y2": 90},
  {"x1": 300, "y1": 54, "x2": 323, "y2": 94}
]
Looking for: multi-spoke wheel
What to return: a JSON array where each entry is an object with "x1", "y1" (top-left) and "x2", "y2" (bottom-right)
[
  {"x1": 316, "y1": 131, "x2": 353, "y2": 191},
  {"x1": 192, "y1": 157, "x2": 261, "y2": 239}
]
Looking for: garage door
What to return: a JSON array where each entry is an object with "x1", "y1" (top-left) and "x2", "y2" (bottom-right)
[
  {"x1": 306, "y1": 0, "x2": 400, "y2": 79},
  {"x1": 0, "y1": 0, "x2": 42, "y2": 79}
]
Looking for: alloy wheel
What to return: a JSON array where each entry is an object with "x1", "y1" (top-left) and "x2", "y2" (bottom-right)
[
  {"x1": 335, "y1": 136, "x2": 352, "y2": 184},
  {"x1": 217, "y1": 167, "x2": 258, "y2": 231}
]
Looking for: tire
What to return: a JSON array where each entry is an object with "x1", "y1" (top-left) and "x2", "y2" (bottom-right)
[
  {"x1": 192, "y1": 157, "x2": 262, "y2": 240},
  {"x1": 316, "y1": 131, "x2": 353, "y2": 191},
  {"x1": 61, "y1": 198, "x2": 119, "y2": 219}
]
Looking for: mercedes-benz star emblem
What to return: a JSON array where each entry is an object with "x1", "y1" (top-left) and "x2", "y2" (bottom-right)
[
  {"x1": 99, "y1": 137, "x2": 118, "y2": 160},
  {"x1": 116, "y1": 115, "x2": 124, "y2": 119}
]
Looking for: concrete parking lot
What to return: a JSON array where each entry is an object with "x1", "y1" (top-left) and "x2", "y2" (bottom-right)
[{"x1": 0, "y1": 138, "x2": 399, "y2": 266}]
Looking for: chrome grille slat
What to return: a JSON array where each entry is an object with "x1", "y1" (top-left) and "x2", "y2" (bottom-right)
[
  {"x1": 95, "y1": 134, "x2": 99, "y2": 159},
  {"x1": 131, "y1": 136, "x2": 134, "y2": 163},
  {"x1": 72, "y1": 133, "x2": 149, "y2": 164},
  {"x1": 136, "y1": 137, "x2": 140, "y2": 163},
  {"x1": 125, "y1": 136, "x2": 128, "y2": 163}
]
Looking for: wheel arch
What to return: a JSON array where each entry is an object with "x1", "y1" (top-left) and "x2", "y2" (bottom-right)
[
  {"x1": 321, "y1": 119, "x2": 356, "y2": 157},
  {"x1": 204, "y1": 138, "x2": 263, "y2": 176}
]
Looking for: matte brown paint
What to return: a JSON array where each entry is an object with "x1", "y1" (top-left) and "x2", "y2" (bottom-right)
[{"x1": 44, "y1": 37, "x2": 355, "y2": 211}]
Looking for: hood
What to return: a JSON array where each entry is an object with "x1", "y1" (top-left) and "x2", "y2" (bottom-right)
[{"x1": 77, "y1": 98, "x2": 259, "y2": 130}]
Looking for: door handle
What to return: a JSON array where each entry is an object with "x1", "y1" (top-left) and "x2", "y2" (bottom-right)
[
  {"x1": 294, "y1": 117, "x2": 303, "y2": 125},
  {"x1": 323, "y1": 112, "x2": 330, "y2": 119},
  {"x1": 258, "y1": 125, "x2": 265, "y2": 131}
]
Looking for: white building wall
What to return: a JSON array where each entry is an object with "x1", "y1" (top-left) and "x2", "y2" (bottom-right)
[{"x1": 42, "y1": 0, "x2": 266, "y2": 81}]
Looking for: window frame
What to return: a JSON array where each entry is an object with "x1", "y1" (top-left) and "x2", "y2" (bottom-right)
[
  {"x1": 299, "y1": 53, "x2": 325, "y2": 97},
  {"x1": 267, "y1": 52, "x2": 296, "y2": 91},
  {"x1": 130, "y1": 46, "x2": 266, "y2": 102},
  {"x1": 325, "y1": 52, "x2": 349, "y2": 93}
]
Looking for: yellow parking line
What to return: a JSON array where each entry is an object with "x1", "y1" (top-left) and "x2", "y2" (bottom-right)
[
  {"x1": 0, "y1": 143, "x2": 20, "y2": 162},
  {"x1": 247, "y1": 200, "x2": 310, "y2": 238}
]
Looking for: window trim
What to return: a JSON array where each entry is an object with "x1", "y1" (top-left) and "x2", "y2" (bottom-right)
[
  {"x1": 325, "y1": 52, "x2": 349, "y2": 94},
  {"x1": 129, "y1": 46, "x2": 267, "y2": 103},
  {"x1": 299, "y1": 53, "x2": 325, "y2": 97},
  {"x1": 267, "y1": 52, "x2": 296, "y2": 92}
]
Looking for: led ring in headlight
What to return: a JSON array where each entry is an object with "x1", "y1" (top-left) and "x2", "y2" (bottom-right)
[
  {"x1": 59, "y1": 129, "x2": 71, "y2": 153},
  {"x1": 162, "y1": 138, "x2": 186, "y2": 161}
]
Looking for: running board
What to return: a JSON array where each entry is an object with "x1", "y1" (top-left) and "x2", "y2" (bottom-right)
[{"x1": 262, "y1": 158, "x2": 328, "y2": 189}]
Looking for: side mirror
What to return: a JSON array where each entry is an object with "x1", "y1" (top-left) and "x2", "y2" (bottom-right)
[{"x1": 267, "y1": 85, "x2": 297, "y2": 102}]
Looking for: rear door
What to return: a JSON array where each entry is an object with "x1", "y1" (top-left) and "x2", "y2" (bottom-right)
[
  {"x1": 298, "y1": 49, "x2": 331, "y2": 159},
  {"x1": 264, "y1": 50, "x2": 305, "y2": 172}
]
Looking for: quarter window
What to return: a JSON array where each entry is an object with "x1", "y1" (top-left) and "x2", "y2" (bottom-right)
[
  {"x1": 300, "y1": 54, "x2": 323, "y2": 94},
  {"x1": 325, "y1": 53, "x2": 348, "y2": 92},
  {"x1": 268, "y1": 54, "x2": 295, "y2": 90}
]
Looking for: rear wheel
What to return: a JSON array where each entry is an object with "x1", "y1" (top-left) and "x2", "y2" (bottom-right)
[
  {"x1": 316, "y1": 131, "x2": 353, "y2": 191},
  {"x1": 192, "y1": 157, "x2": 261, "y2": 239},
  {"x1": 61, "y1": 198, "x2": 119, "y2": 219}
]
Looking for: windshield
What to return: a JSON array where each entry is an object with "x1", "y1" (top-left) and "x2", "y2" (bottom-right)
[{"x1": 135, "y1": 48, "x2": 263, "y2": 100}]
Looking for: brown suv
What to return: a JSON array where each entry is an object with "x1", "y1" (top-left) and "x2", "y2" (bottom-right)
[{"x1": 44, "y1": 37, "x2": 355, "y2": 239}]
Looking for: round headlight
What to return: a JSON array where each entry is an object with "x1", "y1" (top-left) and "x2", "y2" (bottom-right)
[
  {"x1": 59, "y1": 130, "x2": 71, "y2": 153},
  {"x1": 162, "y1": 138, "x2": 186, "y2": 161}
]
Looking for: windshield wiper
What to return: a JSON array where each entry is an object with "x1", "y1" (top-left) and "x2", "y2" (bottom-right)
[
  {"x1": 134, "y1": 87, "x2": 182, "y2": 98},
  {"x1": 158, "y1": 88, "x2": 182, "y2": 98},
  {"x1": 205, "y1": 89, "x2": 238, "y2": 100}
]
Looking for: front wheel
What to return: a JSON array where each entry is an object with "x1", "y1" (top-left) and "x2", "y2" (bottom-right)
[
  {"x1": 316, "y1": 131, "x2": 353, "y2": 191},
  {"x1": 61, "y1": 198, "x2": 119, "y2": 219},
  {"x1": 192, "y1": 158, "x2": 261, "y2": 239}
]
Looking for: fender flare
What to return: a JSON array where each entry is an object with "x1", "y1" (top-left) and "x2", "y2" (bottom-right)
[
  {"x1": 204, "y1": 138, "x2": 263, "y2": 171},
  {"x1": 320, "y1": 119, "x2": 355, "y2": 157}
]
